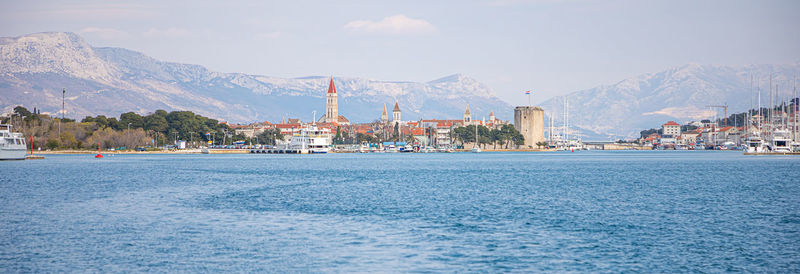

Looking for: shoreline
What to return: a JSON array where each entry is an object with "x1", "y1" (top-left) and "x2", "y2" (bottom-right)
[{"x1": 30, "y1": 148, "x2": 763, "y2": 155}]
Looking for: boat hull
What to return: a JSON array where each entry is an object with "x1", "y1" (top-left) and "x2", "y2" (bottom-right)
[{"x1": 0, "y1": 147, "x2": 27, "y2": 160}]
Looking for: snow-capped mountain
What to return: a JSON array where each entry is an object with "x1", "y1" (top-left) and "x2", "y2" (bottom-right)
[
  {"x1": 0, "y1": 32, "x2": 511, "y2": 123},
  {"x1": 539, "y1": 63, "x2": 800, "y2": 140}
]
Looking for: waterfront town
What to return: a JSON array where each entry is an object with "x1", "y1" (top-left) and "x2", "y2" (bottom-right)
[
  {"x1": 225, "y1": 77, "x2": 547, "y2": 153},
  {"x1": 227, "y1": 77, "x2": 800, "y2": 153},
  {"x1": 3, "y1": 77, "x2": 799, "y2": 156}
]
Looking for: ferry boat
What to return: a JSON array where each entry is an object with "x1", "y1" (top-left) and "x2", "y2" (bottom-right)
[
  {"x1": 0, "y1": 124, "x2": 27, "y2": 160},
  {"x1": 288, "y1": 125, "x2": 331, "y2": 153}
]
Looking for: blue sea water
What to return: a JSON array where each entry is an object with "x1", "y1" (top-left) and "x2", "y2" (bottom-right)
[{"x1": 1, "y1": 151, "x2": 799, "y2": 272}]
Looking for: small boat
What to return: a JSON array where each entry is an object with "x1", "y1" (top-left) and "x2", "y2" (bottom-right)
[
  {"x1": 0, "y1": 124, "x2": 27, "y2": 160},
  {"x1": 471, "y1": 125, "x2": 481, "y2": 153},
  {"x1": 420, "y1": 146, "x2": 436, "y2": 153}
]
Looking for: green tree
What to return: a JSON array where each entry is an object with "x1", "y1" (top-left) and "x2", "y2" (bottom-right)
[
  {"x1": 144, "y1": 114, "x2": 168, "y2": 133},
  {"x1": 256, "y1": 128, "x2": 284, "y2": 145},
  {"x1": 13, "y1": 106, "x2": 32, "y2": 117},
  {"x1": 107, "y1": 117, "x2": 120, "y2": 130},
  {"x1": 45, "y1": 139, "x2": 59, "y2": 150},
  {"x1": 334, "y1": 126, "x2": 343, "y2": 144},
  {"x1": 119, "y1": 112, "x2": 144, "y2": 129}
]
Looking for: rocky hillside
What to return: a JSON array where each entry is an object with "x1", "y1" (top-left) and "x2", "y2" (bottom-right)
[
  {"x1": 539, "y1": 63, "x2": 800, "y2": 139},
  {"x1": 0, "y1": 32, "x2": 511, "y2": 123}
]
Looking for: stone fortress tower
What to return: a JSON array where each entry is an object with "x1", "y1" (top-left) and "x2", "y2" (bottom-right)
[{"x1": 514, "y1": 106, "x2": 545, "y2": 148}]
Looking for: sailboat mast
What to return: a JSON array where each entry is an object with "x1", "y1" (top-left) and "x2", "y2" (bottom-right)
[
  {"x1": 792, "y1": 78, "x2": 800, "y2": 142},
  {"x1": 769, "y1": 74, "x2": 773, "y2": 138},
  {"x1": 758, "y1": 80, "x2": 762, "y2": 133},
  {"x1": 564, "y1": 97, "x2": 569, "y2": 145},
  {"x1": 748, "y1": 73, "x2": 752, "y2": 136}
]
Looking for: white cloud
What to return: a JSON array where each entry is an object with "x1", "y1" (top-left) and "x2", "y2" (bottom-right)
[
  {"x1": 79, "y1": 27, "x2": 130, "y2": 40},
  {"x1": 143, "y1": 27, "x2": 190, "y2": 38},
  {"x1": 344, "y1": 14, "x2": 436, "y2": 35}
]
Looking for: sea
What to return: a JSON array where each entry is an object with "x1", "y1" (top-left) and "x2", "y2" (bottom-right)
[{"x1": 2, "y1": 151, "x2": 799, "y2": 272}]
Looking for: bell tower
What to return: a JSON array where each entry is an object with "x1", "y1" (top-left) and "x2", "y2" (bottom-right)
[{"x1": 325, "y1": 77, "x2": 338, "y2": 123}]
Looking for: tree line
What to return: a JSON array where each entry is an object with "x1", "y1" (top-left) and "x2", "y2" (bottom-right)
[
  {"x1": 453, "y1": 124, "x2": 524, "y2": 149},
  {"x1": 2, "y1": 106, "x2": 237, "y2": 150}
]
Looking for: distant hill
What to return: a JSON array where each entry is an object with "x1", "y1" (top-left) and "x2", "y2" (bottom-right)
[
  {"x1": 539, "y1": 63, "x2": 800, "y2": 140},
  {"x1": 0, "y1": 32, "x2": 512, "y2": 123}
]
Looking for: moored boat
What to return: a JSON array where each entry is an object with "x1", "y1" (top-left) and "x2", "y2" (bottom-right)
[
  {"x1": 0, "y1": 124, "x2": 27, "y2": 160},
  {"x1": 288, "y1": 125, "x2": 331, "y2": 153}
]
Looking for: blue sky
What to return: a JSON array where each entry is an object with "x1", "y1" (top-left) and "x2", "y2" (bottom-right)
[{"x1": 2, "y1": 0, "x2": 799, "y2": 104}]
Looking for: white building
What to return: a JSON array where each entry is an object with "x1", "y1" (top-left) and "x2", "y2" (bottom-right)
[{"x1": 662, "y1": 121, "x2": 681, "y2": 136}]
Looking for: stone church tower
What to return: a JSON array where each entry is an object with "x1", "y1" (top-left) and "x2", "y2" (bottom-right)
[
  {"x1": 392, "y1": 101, "x2": 401, "y2": 123},
  {"x1": 324, "y1": 77, "x2": 338, "y2": 123},
  {"x1": 464, "y1": 104, "x2": 472, "y2": 124},
  {"x1": 381, "y1": 103, "x2": 388, "y2": 123}
]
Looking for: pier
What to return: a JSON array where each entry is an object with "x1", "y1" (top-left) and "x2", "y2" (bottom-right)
[{"x1": 249, "y1": 149, "x2": 311, "y2": 154}]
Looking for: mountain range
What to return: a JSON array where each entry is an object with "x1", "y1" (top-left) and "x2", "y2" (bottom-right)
[
  {"x1": 0, "y1": 32, "x2": 510, "y2": 124},
  {"x1": 539, "y1": 63, "x2": 800, "y2": 139},
  {"x1": 2, "y1": 32, "x2": 799, "y2": 139}
]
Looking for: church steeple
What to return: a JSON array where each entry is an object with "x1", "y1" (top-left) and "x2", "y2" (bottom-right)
[
  {"x1": 392, "y1": 101, "x2": 401, "y2": 123},
  {"x1": 324, "y1": 77, "x2": 338, "y2": 123},
  {"x1": 327, "y1": 77, "x2": 337, "y2": 93},
  {"x1": 464, "y1": 104, "x2": 472, "y2": 123},
  {"x1": 381, "y1": 103, "x2": 388, "y2": 123}
]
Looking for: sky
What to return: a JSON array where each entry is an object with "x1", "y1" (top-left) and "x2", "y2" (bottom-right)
[{"x1": 2, "y1": 0, "x2": 799, "y2": 104}]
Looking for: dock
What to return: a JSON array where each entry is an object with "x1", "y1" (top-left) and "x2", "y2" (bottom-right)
[
  {"x1": 25, "y1": 155, "x2": 45, "y2": 160},
  {"x1": 250, "y1": 149, "x2": 311, "y2": 154},
  {"x1": 743, "y1": 152, "x2": 800, "y2": 156}
]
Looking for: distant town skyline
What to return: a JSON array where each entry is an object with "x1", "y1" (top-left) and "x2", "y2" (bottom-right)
[{"x1": 2, "y1": 0, "x2": 799, "y2": 104}]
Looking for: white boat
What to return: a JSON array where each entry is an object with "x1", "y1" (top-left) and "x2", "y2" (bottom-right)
[
  {"x1": 745, "y1": 135, "x2": 768, "y2": 153},
  {"x1": 0, "y1": 124, "x2": 27, "y2": 160},
  {"x1": 420, "y1": 146, "x2": 436, "y2": 153},
  {"x1": 288, "y1": 125, "x2": 331, "y2": 153},
  {"x1": 384, "y1": 144, "x2": 398, "y2": 153},
  {"x1": 400, "y1": 145, "x2": 414, "y2": 153},
  {"x1": 769, "y1": 129, "x2": 792, "y2": 153}
]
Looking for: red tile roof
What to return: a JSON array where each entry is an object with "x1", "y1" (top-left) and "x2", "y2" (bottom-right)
[
  {"x1": 663, "y1": 121, "x2": 680, "y2": 126},
  {"x1": 719, "y1": 126, "x2": 734, "y2": 132}
]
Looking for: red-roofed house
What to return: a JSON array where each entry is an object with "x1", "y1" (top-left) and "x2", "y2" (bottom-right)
[{"x1": 662, "y1": 121, "x2": 681, "y2": 136}]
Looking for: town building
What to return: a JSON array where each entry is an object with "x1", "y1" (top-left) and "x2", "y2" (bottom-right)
[{"x1": 662, "y1": 121, "x2": 681, "y2": 136}]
